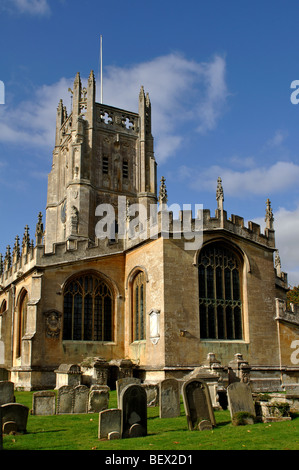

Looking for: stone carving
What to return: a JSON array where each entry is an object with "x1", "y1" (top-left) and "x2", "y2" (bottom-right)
[{"x1": 44, "y1": 310, "x2": 62, "y2": 339}]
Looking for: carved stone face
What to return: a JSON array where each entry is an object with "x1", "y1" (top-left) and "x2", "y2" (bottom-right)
[{"x1": 44, "y1": 311, "x2": 62, "y2": 338}]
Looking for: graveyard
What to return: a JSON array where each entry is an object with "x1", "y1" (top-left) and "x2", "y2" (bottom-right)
[{"x1": 1, "y1": 378, "x2": 299, "y2": 451}]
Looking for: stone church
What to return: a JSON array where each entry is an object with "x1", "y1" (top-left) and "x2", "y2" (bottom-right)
[{"x1": 0, "y1": 71, "x2": 298, "y2": 391}]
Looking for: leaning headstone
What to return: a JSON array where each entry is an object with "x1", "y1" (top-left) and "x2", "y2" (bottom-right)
[
  {"x1": 56, "y1": 386, "x2": 74, "y2": 414},
  {"x1": 32, "y1": 391, "x2": 56, "y2": 415},
  {"x1": 116, "y1": 377, "x2": 141, "y2": 407},
  {"x1": 0, "y1": 381, "x2": 14, "y2": 406},
  {"x1": 159, "y1": 379, "x2": 180, "y2": 418},
  {"x1": 120, "y1": 384, "x2": 147, "y2": 438},
  {"x1": 88, "y1": 388, "x2": 109, "y2": 413},
  {"x1": 1, "y1": 403, "x2": 29, "y2": 433},
  {"x1": 73, "y1": 385, "x2": 89, "y2": 414},
  {"x1": 98, "y1": 408, "x2": 121, "y2": 439},
  {"x1": 227, "y1": 382, "x2": 256, "y2": 420},
  {"x1": 182, "y1": 379, "x2": 216, "y2": 430}
]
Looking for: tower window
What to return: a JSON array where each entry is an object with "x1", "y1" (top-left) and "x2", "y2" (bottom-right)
[
  {"x1": 198, "y1": 244, "x2": 243, "y2": 340},
  {"x1": 123, "y1": 160, "x2": 129, "y2": 179},
  {"x1": 102, "y1": 156, "x2": 109, "y2": 174},
  {"x1": 63, "y1": 273, "x2": 113, "y2": 342}
]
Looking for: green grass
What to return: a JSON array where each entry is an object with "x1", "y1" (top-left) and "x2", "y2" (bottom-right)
[{"x1": 1, "y1": 390, "x2": 299, "y2": 451}]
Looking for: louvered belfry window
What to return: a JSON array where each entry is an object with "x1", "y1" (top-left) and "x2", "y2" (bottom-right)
[
  {"x1": 198, "y1": 244, "x2": 243, "y2": 340},
  {"x1": 63, "y1": 273, "x2": 113, "y2": 341}
]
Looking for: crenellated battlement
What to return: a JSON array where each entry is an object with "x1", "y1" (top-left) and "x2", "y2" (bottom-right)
[{"x1": 0, "y1": 183, "x2": 280, "y2": 290}]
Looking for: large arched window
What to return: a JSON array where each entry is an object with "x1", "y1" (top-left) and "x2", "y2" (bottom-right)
[
  {"x1": 63, "y1": 273, "x2": 113, "y2": 341},
  {"x1": 198, "y1": 243, "x2": 243, "y2": 340},
  {"x1": 132, "y1": 271, "x2": 146, "y2": 342},
  {"x1": 17, "y1": 290, "x2": 28, "y2": 357}
]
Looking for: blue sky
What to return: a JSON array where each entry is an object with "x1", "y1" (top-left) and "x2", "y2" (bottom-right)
[{"x1": 0, "y1": 0, "x2": 299, "y2": 285}]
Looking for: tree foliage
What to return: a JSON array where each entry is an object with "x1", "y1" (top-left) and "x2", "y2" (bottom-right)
[{"x1": 287, "y1": 285, "x2": 299, "y2": 308}]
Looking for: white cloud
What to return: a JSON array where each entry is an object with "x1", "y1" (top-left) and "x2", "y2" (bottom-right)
[
  {"x1": 0, "y1": 53, "x2": 229, "y2": 163},
  {"x1": 0, "y1": 77, "x2": 73, "y2": 147},
  {"x1": 184, "y1": 161, "x2": 299, "y2": 196},
  {"x1": 100, "y1": 53, "x2": 228, "y2": 161},
  {"x1": 254, "y1": 204, "x2": 299, "y2": 287},
  {"x1": 266, "y1": 129, "x2": 288, "y2": 148},
  {"x1": 8, "y1": 0, "x2": 50, "y2": 15}
]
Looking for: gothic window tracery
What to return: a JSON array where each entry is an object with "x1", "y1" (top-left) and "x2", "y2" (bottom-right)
[
  {"x1": 17, "y1": 290, "x2": 28, "y2": 357},
  {"x1": 198, "y1": 243, "x2": 243, "y2": 340},
  {"x1": 63, "y1": 273, "x2": 113, "y2": 342},
  {"x1": 132, "y1": 271, "x2": 146, "y2": 342}
]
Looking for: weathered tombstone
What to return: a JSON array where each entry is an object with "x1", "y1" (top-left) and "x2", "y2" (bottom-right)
[
  {"x1": 182, "y1": 379, "x2": 216, "y2": 430},
  {"x1": 116, "y1": 377, "x2": 141, "y2": 407},
  {"x1": 120, "y1": 384, "x2": 147, "y2": 438},
  {"x1": 227, "y1": 382, "x2": 256, "y2": 421},
  {"x1": 56, "y1": 385, "x2": 74, "y2": 414},
  {"x1": 0, "y1": 381, "x2": 14, "y2": 406},
  {"x1": 98, "y1": 408, "x2": 121, "y2": 439},
  {"x1": 142, "y1": 383, "x2": 159, "y2": 407},
  {"x1": 88, "y1": 388, "x2": 109, "y2": 413},
  {"x1": 159, "y1": 379, "x2": 180, "y2": 418},
  {"x1": 55, "y1": 364, "x2": 81, "y2": 389},
  {"x1": 1, "y1": 403, "x2": 29, "y2": 433},
  {"x1": 73, "y1": 385, "x2": 89, "y2": 414},
  {"x1": 32, "y1": 391, "x2": 56, "y2": 415}
]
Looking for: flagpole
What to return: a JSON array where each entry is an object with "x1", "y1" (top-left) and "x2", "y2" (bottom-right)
[{"x1": 100, "y1": 35, "x2": 103, "y2": 104}]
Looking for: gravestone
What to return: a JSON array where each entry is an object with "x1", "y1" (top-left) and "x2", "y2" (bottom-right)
[
  {"x1": 32, "y1": 391, "x2": 56, "y2": 415},
  {"x1": 142, "y1": 384, "x2": 159, "y2": 407},
  {"x1": 159, "y1": 379, "x2": 180, "y2": 418},
  {"x1": 0, "y1": 381, "x2": 14, "y2": 406},
  {"x1": 182, "y1": 379, "x2": 216, "y2": 430},
  {"x1": 227, "y1": 382, "x2": 256, "y2": 419},
  {"x1": 88, "y1": 388, "x2": 109, "y2": 413},
  {"x1": 98, "y1": 408, "x2": 121, "y2": 439},
  {"x1": 120, "y1": 384, "x2": 147, "y2": 438},
  {"x1": 73, "y1": 385, "x2": 89, "y2": 414},
  {"x1": 55, "y1": 364, "x2": 81, "y2": 389},
  {"x1": 1, "y1": 403, "x2": 29, "y2": 433},
  {"x1": 56, "y1": 385, "x2": 74, "y2": 414},
  {"x1": 116, "y1": 377, "x2": 141, "y2": 407}
]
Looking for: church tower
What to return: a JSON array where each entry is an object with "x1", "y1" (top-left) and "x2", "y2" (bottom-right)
[{"x1": 44, "y1": 72, "x2": 157, "y2": 252}]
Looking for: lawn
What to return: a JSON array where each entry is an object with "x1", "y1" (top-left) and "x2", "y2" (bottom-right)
[{"x1": 1, "y1": 390, "x2": 299, "y2": 451}]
